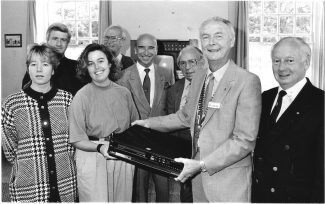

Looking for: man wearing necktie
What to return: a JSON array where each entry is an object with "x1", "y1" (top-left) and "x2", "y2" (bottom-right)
[
  {"x1": 252, "y1": 37, "x2": 324, "y2": 203},
  {"x1": 165, "y1": 45, "x2": 204, "y2": 202},
  {"x1": 117, "y1": 33, "x2": 170, "y2": 202},
  {"x1": 132, "y1": 16, "x2": 262, "y2": 202}
]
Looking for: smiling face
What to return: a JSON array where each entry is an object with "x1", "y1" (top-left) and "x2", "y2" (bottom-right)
[
  {"x1": 28, "y1": 54, "x2": 54, "y2": 90},
  {"x1": 135, "y1": 35, "x2": 158, "y2": 67},
  {"x1": 87, "y1": 50, "x2": 111, "y2": 86},
  {"x1": 200, "y1": 20, "x2": 235, "y2": 68},
  {"x1": 271, "y1": 40, "x2": 309, "y2": 90}
]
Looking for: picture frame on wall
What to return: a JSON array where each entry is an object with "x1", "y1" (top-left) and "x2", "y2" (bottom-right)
[{"x1": 4, "y1": 34, "x2": 22, "y2": 48}]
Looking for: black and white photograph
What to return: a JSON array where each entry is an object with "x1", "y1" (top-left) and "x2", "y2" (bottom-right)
[{"x1": 4, "y1": 34, "x2": 22, "y2": 47}]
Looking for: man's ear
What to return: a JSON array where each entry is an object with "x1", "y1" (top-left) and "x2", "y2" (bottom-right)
[{"x1": 304, "y1": 54, "x2": 311, "y2": 70}]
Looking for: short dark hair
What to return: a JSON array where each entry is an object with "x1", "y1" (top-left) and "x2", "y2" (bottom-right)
[
  {"x1": 46, "y1": 23, "x2": 72, "y2": 43},
  {"x1": 76, "y1": 43, "x2": 117, "y2": 83},
  {"x1": 26, "y1": 43, "x2": 60, "y2": 72}
]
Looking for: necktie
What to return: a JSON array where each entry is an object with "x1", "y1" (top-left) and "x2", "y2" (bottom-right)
[
  {"x1": 270, "y1": 90, "x2": 287, "y2": 124},
  {"x1": 143, "y1": 68, "x2": 151, "y2": 104},
  {"x1": 203, "y1": 73, "x2": 215, "y2": 114}
]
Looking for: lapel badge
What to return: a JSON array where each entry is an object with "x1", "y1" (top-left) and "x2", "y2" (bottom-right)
[{"x1": 208, "y1": 102, "x2": 221, "y2": 109}]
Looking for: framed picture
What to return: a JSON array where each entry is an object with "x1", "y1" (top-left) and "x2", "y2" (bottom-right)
[{"x1": 4, "y1": 34, "x2": 22, "y2": 48}]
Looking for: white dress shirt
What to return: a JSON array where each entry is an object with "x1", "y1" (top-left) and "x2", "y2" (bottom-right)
[
  {"x1": 137, "y1": 62, "x2": 155, "y2": 107},
  {"x1": 206, "y1": 60, "x2": 230, "y2": 98},
  {"x1": 271, "y1": 78, "x2": 307, "y2": 121}
]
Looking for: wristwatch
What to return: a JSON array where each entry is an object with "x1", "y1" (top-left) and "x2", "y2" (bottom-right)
[{"x1": 199, "y1": 160, "x2": 207, "y2": 173}]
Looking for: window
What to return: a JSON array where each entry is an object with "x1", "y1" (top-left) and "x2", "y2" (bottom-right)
[
  {"x1": 36, "y1": 0, "x2": 99, "y2": 59},
  {"x1": 248, "y1": 1, "x2": 313, "y2": 91}
]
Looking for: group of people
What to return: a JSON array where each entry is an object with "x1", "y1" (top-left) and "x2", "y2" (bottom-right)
[{"x1": 1, "y1": 15, "x2": 323, "y2": 203}]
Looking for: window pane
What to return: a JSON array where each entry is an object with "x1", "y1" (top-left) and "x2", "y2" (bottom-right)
[
  {"x1": 78, "y1": 21, "x2": 90, "y2": 37},
  {"x1": 279, "y1": 1, "x2": 294, "y2": 13},
  {"x1": 49, "y1": 3, "x2": 62, "y2": 22},
  {"x1": 92, "y1": 21, "x2": 99, "y2": 37},
  {"x1": 249, "y1": 16, "x2": 261, "y2": 34},
  {"x1": 296, "y1": 2, "x2": 312, "y2": 14},
  {"x1": 249, "y1": 1, "x2": 262, "y2": 14},
  {"x1": 76, "y1": 2, "x2": 89, "y2": 19},
  {"x1": 263, "y1": 16, "x2": 278, "y2": 34},
  {"x1": 263, "y1": 36, "x2": 278, "y2": 43},
  {"x1": 279, "y1": 16, "x2": 294, "y2": 34},
  {"x1": 249, "y1": 36, "x2": 261, "y2": 42},
  {"x1": 63, "y1": 2, "x2": 75, "y2": 20},
  {"x1": 92, "y1": 40, "x2": 99, "y2": 44},
  {"x1": 90, "y1": 2, "x2": 99, "y2": 19},
  {"x1": 296, "y1": 16, "x2": 311, "y2": 34},
  {"x1": 264, "y1": 1, "x2": 277, "y2": 13},
  {"x1": 64, "y1": 21, "x2": 76, "y2": 38},
  {"x1": 78, "y1": 40, "x2": 90, "y2": 45}
]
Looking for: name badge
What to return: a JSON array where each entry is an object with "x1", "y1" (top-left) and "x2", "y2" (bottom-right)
[{"x1": 208, "y1": 102, "x2": 221, "y2": 109}]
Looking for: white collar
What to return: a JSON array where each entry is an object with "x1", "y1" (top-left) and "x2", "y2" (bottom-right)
[
  {"x1": 116, "y1": 53, "x2": 122, "y2": 61},
  {"x1": 206, "y1": 60, "x2": 230, "y2": 81},
  {"x1": 278, "y1": 78, "x2": 307, "y2": 98},
  {"x1": 136, "y1": 62, "x2": 154, "y2": 71}
]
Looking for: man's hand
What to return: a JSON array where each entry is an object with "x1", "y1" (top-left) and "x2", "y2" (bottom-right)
[
  {"x1": 174, "y1": 158, "x2": 202, "y2": 183},
  {"x1": 131, "y1": 119, "x2": 150, "y2": 128}
]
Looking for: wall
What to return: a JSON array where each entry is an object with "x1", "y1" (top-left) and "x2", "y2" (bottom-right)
[
  {"x1": 1, "y1": 1, "x2": 28, "y2": 101},
  {"x1": 1, "y1": 1, "x2": 230, "y2": 100}
]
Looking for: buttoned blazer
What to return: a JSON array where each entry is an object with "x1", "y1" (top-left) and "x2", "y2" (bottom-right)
[
  {"x1": 252, "y1": 79, "x2": 324, "y2": 203},
  {"x1": 117, "y1": 63, "x2": 167, "y2": 119},
  {"x1": 148, "y1": 60, "x2": 262, "y2": 201}
]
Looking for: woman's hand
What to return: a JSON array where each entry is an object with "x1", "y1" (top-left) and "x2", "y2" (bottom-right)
[
  {"x1": 131, "y1": 119, "x2": 150, "y2": 128},
  {"x1": 98, "y1": 143, "x2": 115, "y2": 159}
]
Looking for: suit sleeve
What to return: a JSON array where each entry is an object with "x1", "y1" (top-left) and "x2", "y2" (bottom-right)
[{"x1": 204, "y1": 74, "x2": 262, "y2": 175}]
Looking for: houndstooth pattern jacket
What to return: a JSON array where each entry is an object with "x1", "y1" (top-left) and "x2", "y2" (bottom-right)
[{"x1": 1, "y1": 87, "x2": 78, "y2": 202}]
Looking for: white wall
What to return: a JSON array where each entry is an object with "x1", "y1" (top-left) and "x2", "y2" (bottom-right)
[{"x1": 1, "y1": 1, "x2": 28, "y2": 101}]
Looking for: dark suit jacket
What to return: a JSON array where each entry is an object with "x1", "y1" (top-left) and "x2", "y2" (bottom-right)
[
  {"x1": 166, "y1": 78, "x2": 191, "y2": 140},
  {"x1": 120, "y1": 55, "x2": 135, "y2": 70},
  {"x1": 22, "y1": 57, "x2": 85, "y2": 95},
  {"x1": 117, "y1": 63, "x2": 167, "y2": 119},
  {"x1": 252, "y1": 78, "x2": 324, "y2": 203}
]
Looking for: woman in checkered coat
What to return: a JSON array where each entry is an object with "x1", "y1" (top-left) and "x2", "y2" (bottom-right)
[{"x1": 1, "y1": 44, "x2": 78, "y2": 202}]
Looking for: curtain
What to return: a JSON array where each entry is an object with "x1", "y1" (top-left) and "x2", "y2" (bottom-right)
[
  {"x1": 98, "y1": 0, "x2": 112, "y2": 44},
  {"x1": 26, "y1": 0, "x2": 37, "y2": 46},
  {"x1": 311, "y1": 1, "x2": 325, "y2": 90},
  {"x1": 228, "y1": 1, "x2": 248, "y2": 69}
]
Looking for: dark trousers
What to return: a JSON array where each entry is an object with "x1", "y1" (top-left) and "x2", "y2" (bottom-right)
[
  {"x1": 180, "y1": 180, "x2": 193, "y2": 202},
  {"x1": 133, "y1": 167, "x2": 169, "y2": 202}
]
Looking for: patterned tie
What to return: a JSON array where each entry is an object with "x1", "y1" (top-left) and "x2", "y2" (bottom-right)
[
  {"x1": 143, "y1": 68, "x2": 151, "y2": 104},
  {"x1": 193, "y1": 74, "x2": 213, "y2": 156},
  {"x1": 203, "y1": 73, "x2": 215, "y2": 118},
  {"x1": 270, "y1": 90, "x2": 287, "y2": 124}
]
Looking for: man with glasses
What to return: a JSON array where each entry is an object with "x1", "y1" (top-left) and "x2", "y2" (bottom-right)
[
  {"x1": 132, "y1": 16, "x2": 262, "y2": 202},
  {"x1": 102, "y1": 25, "x2": 134, "y2": 80},
  {"x1": 118, "y1": 33, "x2": 170, "y2": 202},
  {"x1": 21, "y1": 23, "x2": 85, "y2": 95},
  {"x1": 165, "y1": 45, "x2": 204, "y2": 202}
]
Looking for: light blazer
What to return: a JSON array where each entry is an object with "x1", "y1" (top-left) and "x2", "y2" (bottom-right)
[
  {"x1": 252, "y1": 79, "x2": 324, "y2": 203},
  {"x1": 148, "y1": 60, "x2": 262, "y2": 202},
  {"x1": 117, "y1": 63, "x2": 167, "y2": 119}
]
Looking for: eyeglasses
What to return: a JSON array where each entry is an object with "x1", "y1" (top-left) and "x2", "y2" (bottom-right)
[
  {"x1": 103, "y1": 36, "x2": 122, "y2": 43},
  {"x1": 178, "y1": 59, "x2": 199, "y2": 69}
]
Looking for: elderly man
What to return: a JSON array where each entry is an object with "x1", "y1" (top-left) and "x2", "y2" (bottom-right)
[
  {"x1": 102, "y1": 25, "x2": 134, "y2": 81},
  {"x1": 133, "y1": 16, "x2": 262, "y2": 202},
  {"x1": 117, "y1": 33, "x2": 170, "y2": 202},
  {"x1": 252, "y1": 37, "x2": 324, "y2": 203},
  {"x1": 22, "y1": 23, "x2": 85, "y2": 95},
  {"x1": 165, "y1": 45, "x2": 204, "y2": 202}
]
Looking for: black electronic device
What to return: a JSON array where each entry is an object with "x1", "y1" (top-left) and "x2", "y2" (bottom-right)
[{"x1": 108, "y1": 125, "x2": 192, "y2": 177}]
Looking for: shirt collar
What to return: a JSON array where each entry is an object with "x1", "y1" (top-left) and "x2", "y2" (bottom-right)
[
  {"x1": 277, "y1": 77, "x2": 307, "y2": 98},
  {"x1": 116, "y1": 53, "x2": 122, "y2": 61},
  {"x1": 206, "y1": 60, "x2": 230, "y2": 81},
  {"x1": 137, "y1": 62, "x2": 154, "y2": 71}
]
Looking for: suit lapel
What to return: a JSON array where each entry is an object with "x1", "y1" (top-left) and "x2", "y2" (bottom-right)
[
  {"x1": 175, "y1": 78, "x2": 185, "y2": 111},
  {"x1": 202, "y1": 62, "x2": 236, "y2": 127},
  {"x1": 151, "y1": 64, "x2": 165, "y2": 111},
  {"x1": 129, "y1": 65, "x2": 151, "y2": 112}
]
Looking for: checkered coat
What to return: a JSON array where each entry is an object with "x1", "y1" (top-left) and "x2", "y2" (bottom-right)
[{"x1": 1, "y1": 88, "x2": 78, "y2": 202}]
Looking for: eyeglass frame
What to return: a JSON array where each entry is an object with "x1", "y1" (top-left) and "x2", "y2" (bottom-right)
[
  {"x1": 178, "y1": 58, "x2": 201, "y2": 69},
  {"x1": 103, "y1": 36, "x2": 123, "y2": 43}
]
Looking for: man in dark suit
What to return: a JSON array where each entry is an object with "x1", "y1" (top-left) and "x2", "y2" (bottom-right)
[
  {"x1": 252, "y1": 37, "x2": 324, "y2": 203},
  {"x1": 117, "y1": 33, "x2": 171, "y2": 202},
  {"x1": 22, "y1": 23, "x2": 85, "y2": 95},
  {"x1": 102, "y1": 25, "x2": 134, "y2": 81},
  {"x1": 166, "y1": 45, "x2": 204, "y2": 202}
]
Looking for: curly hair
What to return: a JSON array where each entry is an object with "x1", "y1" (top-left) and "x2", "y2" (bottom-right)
[{"x1": 76, "y1": 43, "x2": 119, "y2": 83}]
